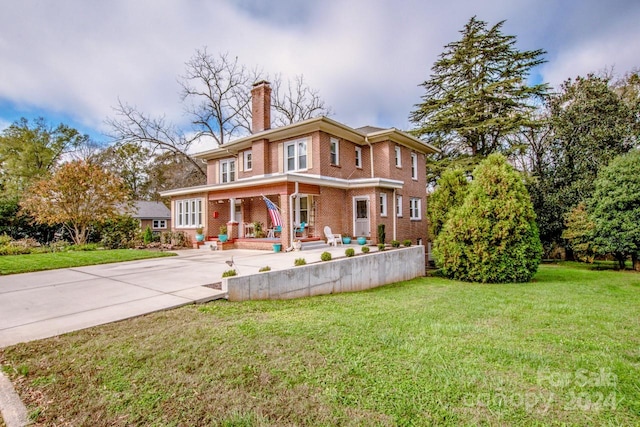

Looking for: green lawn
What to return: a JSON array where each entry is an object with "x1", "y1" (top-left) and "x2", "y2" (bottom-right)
[
  {"x1": 0, "y1": 249, "x2": 176, "y2": 275},
  {"x1": 1, "y1": 263, "x2": 639, "y2": 426}
]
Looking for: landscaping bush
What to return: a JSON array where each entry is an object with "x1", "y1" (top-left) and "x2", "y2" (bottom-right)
[
  {"x1": 345, "y1": 248, "x2": 355, "y2": 257},
  {"x1": 320, "y1": 251, "x2": 332, "y2": 261},
  {"x1": 377, "y1": 224, "x2": 386, "y2": 245},
  {"x1": 391, "y1": 240, "x2": 400, "y2": 248},
  {"x1": 403, "y1": 239, "x2": 412, "y2": 247},
  {"x1": 294, "y1": 258, "x2": 306, "y2": 266},
  {"x1": 258, "y1": 266, "x2": 271, "y2": 272},
  {"x1": 434, "y1": 154, "x2": 542, "y2": 283},
  {"x1": 222, "y1": 269, "x2": 237, "y2": 278},
  {"x1": 377, "y1": 243, "x2": 385, "y2": 251},
  {"x1": 98, "y1": 215, "x2": 139, "y2": 249},
  {"x1": 143, "y1": 225, "x2": 153, "y2": 244},
  {"x1": 361, "y1": 246, "x2": 370, "y2": 253}
]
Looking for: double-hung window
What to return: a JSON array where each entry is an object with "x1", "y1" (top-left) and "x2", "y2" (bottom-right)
[
  {"x1": 285, "y1": 139, "x2": 307, "y2": 172},
  {"x1": 176, "y1": 198, "x2": 203, "y2": 228},
  {"x1": 220, "y1": 159, "x2": 236, "y2": 183},
  {"x1": 395, "y1": 146, "x2": 402, "y2": 167},
  {"x1": 396, "y1": 195, "x2": 403, "y2": 217},
  {"x1": 355, "y1": 146, "x2": 362, "y2": 168},
  {"x1": 411, "y1": 153, "x2": 418, "y2": 180},
  {"x1": 330, "y1": 138, "x2": 339, "y2": 165},
  {"x1": 152, "y1": 220, "x2": 167, "y2": 229},
  {"x1": 409, "y1": 198, "x2": 422, "y2": 220},
  {"x1": 379, "y1": 193, "x2": 388, "y2": 217},
  {"x1": 244, "y1": 150, "x2": 252, "y2": 171}
]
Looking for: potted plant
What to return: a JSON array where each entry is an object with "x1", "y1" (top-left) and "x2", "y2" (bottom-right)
[
  {"x1": 357, "y1": 236, "x2": 367, "y2": 245},
  {"x1": 218, "y1": 224, "x2": 228, "y2": 243},
  {"x1": 342, "y1": 234, "x2": 352, "y2": 244},
  {"x1": 195, "y1": 226, "x2": 205, "y2": 242}
]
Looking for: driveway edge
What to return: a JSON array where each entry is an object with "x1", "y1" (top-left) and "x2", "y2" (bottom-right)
[{"x1": 0, "y1": 371, "x2": 28, "y2": 427}]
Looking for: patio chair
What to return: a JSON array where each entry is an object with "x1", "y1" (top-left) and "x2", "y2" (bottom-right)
[
  {"x1": 324, "y1": 226, "x2": 343, "y2": 247},
  {"x1": 295, "y1": 222, "x2": 307, "y2": 238},
  {"x1": 267, "y1": 225, "x2": 282, "y2": 238}
]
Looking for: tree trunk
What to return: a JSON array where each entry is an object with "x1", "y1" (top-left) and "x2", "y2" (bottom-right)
[
  {"x1": 615, "y1": 253, "x2": 626, "y2": 270},
  {"x1": 632, "y1": 254, "x2": 640, "y2": 272}
]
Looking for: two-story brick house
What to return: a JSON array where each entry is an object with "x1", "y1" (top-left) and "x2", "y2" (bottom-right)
[{"x1": 160, "y1": 81, "x2": 437, "y2": 250}]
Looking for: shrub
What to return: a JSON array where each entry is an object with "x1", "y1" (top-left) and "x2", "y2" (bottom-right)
[
  {"x1": 0, "y1": 234, "x2": 12, "y2": 246},
  {"x1": 320, "y1": 251, "x2": 332, "y2": 261},
  {"x1": 294, "y1": 258, "x2": 306, "y2": 266},
  {"x1": 377, "y1": 243, "x2": 385, "y2": 251},
  {"x1": 345, "y1": 248, "x2": 355, "y2": 257},
  {"x1": 427, "y1": 168, "x2": 469, "y2": 239},
  {"x1": 434, "y1": 154, "x2": 542, "y2": 283},
  {"x1": 222, "y1": 269, "x2": 237, "y2": 278},
  {"x1": 361, "y1": 246, "x2": 370, "y2": 253},
  {"x1": 99, "y1": 215, "x2": 139, "y2": 249},
  {"x1": 258, "y1": 266, "x2": 271, "y2": 272},
  {"x1": 143, "y1": 226, "x2": 153, "y2": 244},
  {"x1": 391, "y1": 240, "x2": 400, "y2": 248},
  {"x1": 403, "y1": 239, "x2": 412, "y2": 247},
  {"x1": 377, "y1": 224, "x2": 386, "y2": 245}
]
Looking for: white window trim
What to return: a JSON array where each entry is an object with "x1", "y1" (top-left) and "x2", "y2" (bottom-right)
[
  {"x1": 244, "y1": 150, "x2": 252, "y2": 171},
  {"x1": 285, "y1": 138, "x2": 308, "y2": 172},
  {"x1": 395, "y1": 146, "x2": 402, "y2": 167},
  {"x1": 330, "y1": 137, "x2": 340, "y2": 165},
  {"x1": 380, "y1": 193, "x2": 388, "y2": 217},
  {"x1": 355, "y1": 146, "x2": 362, "y2": 168},
  {"x1": 410, "y1": 198, "x2": 422, "y2": 220},
  {"x1": 411, "y1": 153, "x2": 418, "y2": 180},
  {"x1": 220, "y1": 159, "x2": 236, "y2": 183},
  {"x1": 175, "y1": 198, "x2": 203, "y2": 228},
  {"x1": 152, "y1": 219, "x2": 167, "y2": 229},
  {"x1": 396, "y1": 195, "x2": 403, "y2": 217}
]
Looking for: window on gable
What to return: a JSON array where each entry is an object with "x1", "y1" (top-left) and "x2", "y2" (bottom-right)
[
  {"x1": 396, "y1": 195, "x2": 403, "y2": 217},
  {"x1": 411, "y1": 153, "x2": 418, "y2": 180},
  {"x1": 395, "y1": 146, "x2": 402, "y2": 167},
  {"x1": 330, "y1": 138, "x2": 339, "y2": 165},
  {"x1": 380, "y1": 193, "x2": 388, "y2": 217},
  {"x1": 220, "y1": 159, "x2": 236, "y2": 183},
  {"x1": 355, "y1": 146, "x2": 362, "y2": 168},
  {"x1": 410, "y1": 197, "x2": 422, "y2": 220},
  {"x1": 285, "y1": 139, "x2": 308, "y2": 172},
  {"x1": 244, "y1": 150, "x2": 252, "y2": 171}
]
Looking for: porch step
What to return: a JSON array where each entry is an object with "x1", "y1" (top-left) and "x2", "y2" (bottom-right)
[
  {"x1": 200, "y1": 241, "x2": 219, "y2": 250},
  {"x1": 301, "y1": 240, "x2": 329, "y2": 251}
]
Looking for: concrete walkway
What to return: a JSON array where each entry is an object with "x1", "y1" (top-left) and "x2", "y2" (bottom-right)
[{"x1": 0, "y1": 244, "x2": 362, "y2": 348}]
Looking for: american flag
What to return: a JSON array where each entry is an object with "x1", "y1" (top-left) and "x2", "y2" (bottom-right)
[{"x1": 263, "y1": 197, "x2": 283, "y2": 227}]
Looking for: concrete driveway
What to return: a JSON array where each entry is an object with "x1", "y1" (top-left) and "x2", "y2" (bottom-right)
[{"x1": 0, "y1": 245, "x2": 353, "y2": 348}]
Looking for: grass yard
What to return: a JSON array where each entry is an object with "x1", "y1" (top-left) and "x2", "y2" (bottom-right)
[
  {"x1": 1, "y1": 263, "x2": 639, "y2": 426},
  {"x1": 0, "y1": 249, "x2": 176, "y2": 275}
]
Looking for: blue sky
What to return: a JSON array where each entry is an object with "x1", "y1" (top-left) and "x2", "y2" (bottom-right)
[{"x1": 1, "y1": 0, "x2": 639, "y2": 150}]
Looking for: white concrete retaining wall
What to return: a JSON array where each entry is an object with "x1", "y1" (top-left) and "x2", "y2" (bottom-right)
[{"x1": 223, "y1": 246, "x2": 425, "y2": 301}]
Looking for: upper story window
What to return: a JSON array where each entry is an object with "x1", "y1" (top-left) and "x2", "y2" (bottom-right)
[
  {"x1": 220, "y1": 159, "x2": 236, "y2": 183},
  {"x1": 355, "y1": 146, "x2": 362, "y2": 168},
  {"x1": 411, "y1": 153, "x2": 418, "y2": 180},
  {"x1": 176, "y1": 198, "x2": 203, "y2": 228},
  {"x1": 380, "y1": 193, "x2": 388, "y2": 217},
  {"x1": 410, "y1": 197, "x2": 422, "y2": 220},
  {"x1": 285, "y1": 139, "x2": 307, "y2": 172},
  {"x1": 244, "y1": 150, "x2": 252, "y2": 171},
  {"x1": 395, "y1": 146, "x2": 402, "y2": 167},
  {"x1": 396, "y1": 195, "x2": 403, "y2": 217},
  {"x1": 330, "y1": 138, "x2": 339, "y2": 165}
]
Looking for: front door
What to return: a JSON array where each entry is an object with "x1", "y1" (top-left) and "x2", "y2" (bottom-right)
[{"x1": 354, "y1": 197, "x2": 370, "y2": 237}]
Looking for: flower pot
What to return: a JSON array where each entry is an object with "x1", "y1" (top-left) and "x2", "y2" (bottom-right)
[
  {"x1": 195, "y1": 234, "x2": 205, "y2": 242},
  {"x1": 357, "y1": 237, "x2": 367, "y2": 245},
  {"x1": 218, "y1": 234, "x2": 228, "y2": 243},
  {"x1": 342, "y1": 237, "x2": 352, "y2": 244},
  {"x1": 272, "y1": 243, "x2": 282, "y2": 253}
]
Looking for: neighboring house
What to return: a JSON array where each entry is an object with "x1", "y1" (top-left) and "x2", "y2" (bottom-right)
[
  {"x1": 160, "y1": 81, "x2": 437, "y2": 249},
  {"x1": 131, "y1": 201, "x2": 171, "y2": 232}
]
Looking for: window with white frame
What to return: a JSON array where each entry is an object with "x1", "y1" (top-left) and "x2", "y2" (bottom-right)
[
  {"x1": 409, "y1": 197, "x2": 422, "y2": 220},
  {"x1": 220, "y1": 159, "x2": 236, "y2": 183},
  {"x1": 396, "y1": 195, "x2": 403, "y2": 217},
  {"x1": 244, "y1": 150, "x2": 252, "y2": 171},
  {"x1": 175, "y1": 198, "x2": 203, "y2": 228},
  {"x1": 411, "y1": 153, "x2": 418, "y2": 180},
  {"x1": 285, "y1": 139, "x2": 307, "y2": 172},
  {"x1": 379, "y1": 193, "x2": 388, "y2": 217},
  {"x1": 395, "y1": 146, "x2": 402, "y2": 167},
  {"x1": 330, "y1": 138, "x2": 339, "y2": 165},
  {"x1": 355, "y1": 146, "x2": 362, "y2": 168},
  {"x1": 152, "y1": 220, "x2": 167, "y2": 229}
]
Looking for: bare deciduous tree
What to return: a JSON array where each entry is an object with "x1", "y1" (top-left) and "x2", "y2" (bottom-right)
[{"x1": 271, "y1": 74, "x2": 332, "y2": 127}]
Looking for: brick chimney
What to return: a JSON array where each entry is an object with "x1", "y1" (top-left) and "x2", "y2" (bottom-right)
[{"x1": 251, "y1": 80, "x2": 271, "y2": 133}]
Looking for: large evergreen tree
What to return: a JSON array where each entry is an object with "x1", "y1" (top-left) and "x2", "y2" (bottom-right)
[
  {"x1": 410, "y1": 16, "x2": 548, "y2": 184},
  {"x1": 434, "y1": 154, "x2": 542, "y2": 283}
]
